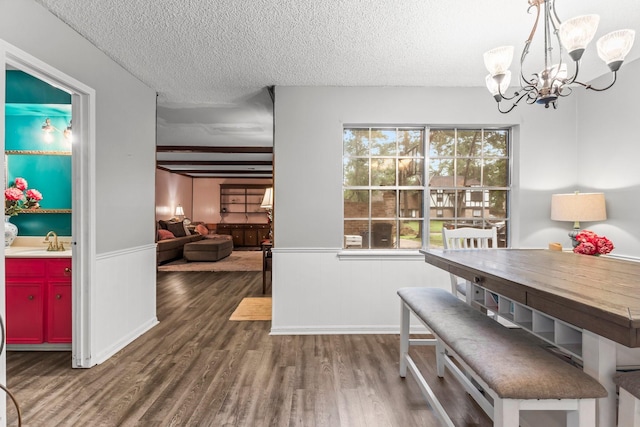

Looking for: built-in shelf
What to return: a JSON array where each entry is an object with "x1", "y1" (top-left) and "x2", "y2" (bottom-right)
[{"x1": 471, "y1": 284, "x2": 584, "y2": 360}]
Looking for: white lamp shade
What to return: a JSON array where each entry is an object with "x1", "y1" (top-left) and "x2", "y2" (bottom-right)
[
  {"x1": 550, "y1": 192, "x2": 606, "y2": 222},
  {"x1": 597, "y1": 29, "x2": 635, "y2": 65},
  {"x1": 175, "y1": 205, "x2": 185, "y2": 216},
  {"x1": 485, "y1": 71, "x2": 511, "y2": 96},
  {"x1": 483, "y1": 46, "x2": 514, "y2": 77},
  {"x1": 559, "y1": 14, "x2": 600, "y2": 54},
  {"x1": 261, "y1": 187, "x2": 273, "y2": 209}
]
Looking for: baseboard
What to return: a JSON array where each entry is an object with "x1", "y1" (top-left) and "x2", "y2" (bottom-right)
[
  {"x1": 92, "y1": 317, "x2": 159, "y2": 365},
  {"x1": 270, "y1": 324, "x2": 430, "y2": 335}
]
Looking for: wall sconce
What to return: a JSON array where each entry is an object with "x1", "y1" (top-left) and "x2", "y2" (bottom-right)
[
  {"x1": 42, "y1": 118, "x2": 72, "y2": 143},
  {"x1": 551, "y1": 192, "x2": 607, "y2": 247}
]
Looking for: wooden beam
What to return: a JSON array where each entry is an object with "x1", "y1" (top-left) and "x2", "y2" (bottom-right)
[
  {"x1": 166, "y1": 169, "x2": 272, "y2": 175},
  {"x1": 157, "y1": 145, "x2": 273, "y2": 154},
  {"x1": 157, "y1": 160, "x2": 273, "y2": 166}
]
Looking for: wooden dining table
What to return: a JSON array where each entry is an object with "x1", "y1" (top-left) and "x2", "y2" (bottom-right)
[{"x1": 421, "y1": 248, "x2": 640, "y2": 427}]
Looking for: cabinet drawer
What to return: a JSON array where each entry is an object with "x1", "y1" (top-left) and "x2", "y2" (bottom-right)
[
  {"x1": 6, "y1": 258, "x2": 45, "y2": 278},
  {"x1": 47, "y1": 259, "x2": 72, "y2": 278}
]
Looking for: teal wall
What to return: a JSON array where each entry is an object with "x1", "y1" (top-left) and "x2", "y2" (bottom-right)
[{"x1": 5, "y1": 70, "x2": 72, "y2": 236}]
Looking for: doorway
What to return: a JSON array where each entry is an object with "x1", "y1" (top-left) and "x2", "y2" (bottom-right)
[{"x1": 2, "y1": 40, "x2": 96, "y2": 369}]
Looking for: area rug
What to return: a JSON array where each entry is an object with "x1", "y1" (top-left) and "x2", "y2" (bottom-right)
[
  {"x1": 229, "y1": 297, "x2": 272, "y2": 321},
  {"x1": 157, "y1": 250, "x2": 262, "y2": 272}
]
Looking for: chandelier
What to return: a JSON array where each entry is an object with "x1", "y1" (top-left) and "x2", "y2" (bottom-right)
[{"x1": 483, "y1": 0, "x2": 635, "y2": 113}]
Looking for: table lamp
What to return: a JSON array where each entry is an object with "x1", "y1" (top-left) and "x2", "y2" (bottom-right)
[
  {"x1": 261, "y1": 187, "x2": 273, "y2": 240},
  {"x1": 550, "y1": 192, "x2": 606, "y2": 247},
  {"x1": 174, "y1": 205, "x2": 185, "y2": 220}
]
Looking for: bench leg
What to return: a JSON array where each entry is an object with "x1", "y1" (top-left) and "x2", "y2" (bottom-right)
[
  {"x1": 565, "y1": 399, "x2": 596, "y2": 427},
  {"x1": 618, "y1": 388, "x2": 640, "y2": 427},
  {"x1": 493, "y1": 398, "x2": 519, "y2": 427},
  {"x1": 436, "y1": 340, "x2": 445, "y2": 378},
  {"x1": 400, "y1": 300, "x2": 410, "y2": 378}
]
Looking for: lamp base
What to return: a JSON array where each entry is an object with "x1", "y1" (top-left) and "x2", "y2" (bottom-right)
[{"x1": 569, "y1": 228, "x2": 580, "y2": 248}]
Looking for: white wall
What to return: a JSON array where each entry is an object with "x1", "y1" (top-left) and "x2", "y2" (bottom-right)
[
  {"x1": 1, "y1": 0, "x2": 157, "y2": 368},
  {"x1": 576, "y1": 58, "x2": 640, "y2": 258},
  {"x1": 272, "y1": 86, "x2": 579, "y2": 333}
]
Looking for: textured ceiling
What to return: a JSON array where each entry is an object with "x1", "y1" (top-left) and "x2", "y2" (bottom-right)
[{"x1": 33, "y1": 0, "x2": 640, "y2": 177}]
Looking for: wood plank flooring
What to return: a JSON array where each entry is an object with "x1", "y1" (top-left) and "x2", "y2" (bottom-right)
[{"x1": 6, "y1": 271, "x2": 492, "y2": 426}]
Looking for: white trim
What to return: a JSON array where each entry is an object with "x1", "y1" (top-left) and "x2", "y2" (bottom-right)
[
  {"x1": 1, "y1": 39, "x2": 97, "y2": 369},
  {"x1": 270, "y1": 324, "x2": 430, "y2": 335},
  {"x1": 96, "y1": 244, "x2": 157, "y2": 260},
  {"x1": 92, "y1": 317, "x2": 158, "y2": 365},
  {"x1": 272, "y1": 246, "x2": 426, "y2": 261}
]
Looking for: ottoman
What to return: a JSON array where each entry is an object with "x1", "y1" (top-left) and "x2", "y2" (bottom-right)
[{"x1": 183, "y1": 239, "x2": 233, "y2": 262}]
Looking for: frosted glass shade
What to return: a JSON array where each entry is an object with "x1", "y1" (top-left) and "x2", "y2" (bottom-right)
[
  {"x1": 483, "y1": 46, "x2": 514, "y2": 77},
  {"x1": 485, "y1": 71, "x2": 511, "y2": 96},
  {"x1": 597, "y1": 30, "x2": 635, "y2": 65},
  {"x1": 559, "y1": 15, "x2": 600, "y2": 56},
  {"x1": 550, "y1": 192, "x2": 606, "y2": 222},
  {"x1": 175, "y1": 205, "x2": 185, "y2": 216}
]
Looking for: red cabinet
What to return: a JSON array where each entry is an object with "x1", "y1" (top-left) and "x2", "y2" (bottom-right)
[{"x1": 5, "y1": 258, "x2": 72, "y2": 344}]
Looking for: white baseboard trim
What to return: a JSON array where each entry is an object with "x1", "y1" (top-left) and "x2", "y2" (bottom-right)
[
  {"x1": 270, "y1": 324, "x2": 430, "y2": 336},
  {"x1": 92, "y1": 317, "x2": 159, "y2": 365}
]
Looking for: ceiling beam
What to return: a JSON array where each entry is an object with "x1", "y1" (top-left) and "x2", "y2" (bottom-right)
[
  {"x1": 157, "y1": 160, "x2": 273, "y2": 166},
  {"x1": 157, "y1": 145, "x2": 273, "y2": 154},
  {"x1": 162, "y1": 169, "x2": 272, "y2": 175}
]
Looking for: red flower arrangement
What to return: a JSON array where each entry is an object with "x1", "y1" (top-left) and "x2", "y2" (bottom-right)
[
  {"x1": 4, "y1": 177, "x2": 43, "y2": 216},
  {"x1": 573, "y1": 230, "x2": 614, "y2": 256}
]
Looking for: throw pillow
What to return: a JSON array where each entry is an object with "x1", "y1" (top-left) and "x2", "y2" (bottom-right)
[
  {"x1": 166, "y1": 221, "x2": 187, "y2": 237},
  {"x1": 158, "y1": 219, "x2": 172, "y2": 230},
  {"x1": 157, "y1": 229, "x2": 175, "y2": 241},
  {"x1": 195, "y1": 224, "x2": 209, "y2": 236}
]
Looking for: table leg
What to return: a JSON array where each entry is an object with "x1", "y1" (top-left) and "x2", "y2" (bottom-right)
[{"x1": 582, "y1": 330, "x2": 617, "y2": 427}]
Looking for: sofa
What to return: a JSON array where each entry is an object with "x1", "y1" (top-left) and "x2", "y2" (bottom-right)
[
  {"x1": 156, "y1": 220, "x2": 233, "y2": 264},
  {"x1": 156, "y1": 220, "x2": 203, "y2": 264}
]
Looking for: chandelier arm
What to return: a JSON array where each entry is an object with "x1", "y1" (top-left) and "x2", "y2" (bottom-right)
[
  {"x1": 573, "y1": 72, "x2": 618, "y2": 92},
  {"x1": 496, "y1": 89, "x2": 536, "y2": 114}
]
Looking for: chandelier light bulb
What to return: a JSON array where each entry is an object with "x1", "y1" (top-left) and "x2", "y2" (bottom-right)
[
  {"x1": 597, "y1": 29, "x2": 636, "y2": 71},
  {"x1": 559, "y1": 14, "x2": 600, "y2": 61},
  {"x1": 485, "y1": 71, "x2": 511, "y2": 101},
  {"x1": 483, "y1": 46, "x2": 514, "y2": 77}
]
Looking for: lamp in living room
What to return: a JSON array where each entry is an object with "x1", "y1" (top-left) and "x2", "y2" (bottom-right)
[
  {"x1": 261, "y1": 188, "x2": 273, "y2": 240},
  {"x1": 174, "y1": 205, "x2": 185, "y2": 221},
  {"x1": 551, "y1": 192, "x2": 607, "y2": 247}
]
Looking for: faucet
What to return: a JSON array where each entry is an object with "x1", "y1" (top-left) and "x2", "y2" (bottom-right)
[{"x1": 44, "y1": 231, "x2": 65, "y2": 251}]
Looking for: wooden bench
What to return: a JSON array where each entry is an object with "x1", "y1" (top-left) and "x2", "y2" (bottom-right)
[
  {"x1": 613, "y1": 371, "x2": 640, "y2": 426},
  {"x1": 398, "y1": 287, "x2": 607, "y2": 427}
]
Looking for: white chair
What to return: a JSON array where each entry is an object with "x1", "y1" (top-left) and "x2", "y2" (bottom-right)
[{"x1": 442, "y1": 227, "x2": 497, "y2": 302}]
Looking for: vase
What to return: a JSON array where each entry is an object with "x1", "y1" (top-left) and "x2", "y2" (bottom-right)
[{"x1": 5, "y1": 215, "x2": 18, "y2": 247}]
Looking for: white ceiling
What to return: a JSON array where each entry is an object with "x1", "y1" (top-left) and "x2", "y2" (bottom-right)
[{"x1": 34, "y1": 0, "x2": 640, "y2": 178}]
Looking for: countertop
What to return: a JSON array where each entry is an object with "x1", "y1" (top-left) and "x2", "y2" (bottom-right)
[{"x1": 5, "y1": 236, "x2": 72, "y2": 258}]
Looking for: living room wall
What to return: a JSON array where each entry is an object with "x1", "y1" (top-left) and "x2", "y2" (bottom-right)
[
  {"x1": 192, "y1": 178, "x2": 272, "y2": 225},
  {"x1": 156, "y1": 168, "x2": 193, "y2": 221}
]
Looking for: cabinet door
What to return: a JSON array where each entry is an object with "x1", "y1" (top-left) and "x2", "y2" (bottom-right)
[
  {"x1": 6, "y1": 281, "x2": 45, "y2": 344},
  {"x1": 244, "y1": 229, "x2": 258, "y2": 246},
  {"x1": 47, "y1": 281, "x2": 72, "y2": 343},
  {"x1": 231, "y1": 229, "x2": 244, "y2": 246},
  {"x1": 257, "y1": 228, "x2": 270, "y2": 242}
]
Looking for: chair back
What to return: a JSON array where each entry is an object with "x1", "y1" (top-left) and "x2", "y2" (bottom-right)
[{"x1": 442, "y1": 227, "x2": 497, "y2": 250}]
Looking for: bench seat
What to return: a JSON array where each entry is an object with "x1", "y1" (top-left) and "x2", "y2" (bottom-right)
[{"x1": 398, "y1": 287, "x2": 607, "y2": 426}]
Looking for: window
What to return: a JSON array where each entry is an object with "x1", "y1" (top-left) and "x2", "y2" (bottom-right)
[
  {"x1": 428, "y1": 128, "x2": 510, "y2": 248},
  {"x1": 343, "y1": 127, "x2": 425, "y2": 249}
]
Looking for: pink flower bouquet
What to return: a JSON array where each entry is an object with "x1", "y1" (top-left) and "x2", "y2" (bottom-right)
[
  {"x1": 4, "y1": 177, "x2": 43, "y2": 216},
  {"x1": 573, "y1": 230, "x2": 614, "y2": 256}
]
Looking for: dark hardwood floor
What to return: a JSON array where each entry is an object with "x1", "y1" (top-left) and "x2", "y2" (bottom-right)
[{"x1": 6, "y1": 271, "x2": 491, "y2": 426}]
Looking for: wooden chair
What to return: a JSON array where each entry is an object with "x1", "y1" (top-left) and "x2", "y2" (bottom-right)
[{"x1": 442, "y1": 227, "x2": 497, "y2": 302}]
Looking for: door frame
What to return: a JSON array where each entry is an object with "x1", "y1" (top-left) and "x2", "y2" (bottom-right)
[{"x1": 1, "y1": 40, "x2": 96, "y2": 368}]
